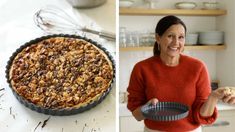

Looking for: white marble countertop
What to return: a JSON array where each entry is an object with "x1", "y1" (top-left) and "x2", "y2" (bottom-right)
[{"x1": 0, "y1": 0, "x2": 116, "y2": 132}]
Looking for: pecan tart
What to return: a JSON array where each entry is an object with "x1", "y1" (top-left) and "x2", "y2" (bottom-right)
[
  {"x1": 224, "y1": 87, "x2": 235, "y2": 96},
  {"x1": 6, "y1": 34, "x2": 115, "y2": 115}
]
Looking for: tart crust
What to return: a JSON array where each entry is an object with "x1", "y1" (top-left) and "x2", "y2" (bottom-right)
[
  {"x1": 224, "y1": 87, "x2": 235, "y2": 96},
  {"x1": 9, "y1": 37, "x2": 113, "y2": 109}
]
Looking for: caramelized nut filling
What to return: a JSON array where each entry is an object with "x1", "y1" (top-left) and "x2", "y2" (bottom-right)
[{"x1": 9, "y1": 37, "x2": 113, "y2": 108}]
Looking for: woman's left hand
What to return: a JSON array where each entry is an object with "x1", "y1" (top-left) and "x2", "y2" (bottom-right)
[
  {"x1": 211, "y1": 87, "x2": 235, "y2": 104},
  {"x1": 222, "y1": 94, "x2": 235, "y2": 104}
]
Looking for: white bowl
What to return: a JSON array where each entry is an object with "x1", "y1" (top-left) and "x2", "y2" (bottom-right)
[
  {"x1": 67, "y1": 0, "x2": 107, "y2": 8},
  {"x1": 199, "y1": 31, "x2": 224, "y2": 44},
  {"x1": 120, "y1": 0, "x2": 134, "y2": 8},
  {"x1": 175, "y1": 2, "x2": 197, "y2": 9},
  {"x1": 203, "y1": 2, "x2": 219, "y2": 9},
  {"x1": 186, "y1": 33, "x2": 198, "y2": 45}
]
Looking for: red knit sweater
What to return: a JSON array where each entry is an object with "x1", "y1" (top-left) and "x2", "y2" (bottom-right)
[{"x1": 127, "y1": 54, "x2": 217, "y2": 132}]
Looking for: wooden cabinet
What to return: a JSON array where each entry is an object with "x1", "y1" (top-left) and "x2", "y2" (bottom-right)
[{"x1": 202, "y1": 110, "x2": 235, "y2": 132}]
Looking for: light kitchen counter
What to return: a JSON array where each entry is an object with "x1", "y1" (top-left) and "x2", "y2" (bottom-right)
[
  {"x1": 217, "y1": 102, "x2": 235, "y2": 111},
  {"x1": 0, "y1": 0, "x2": 116, "y2": 132}
]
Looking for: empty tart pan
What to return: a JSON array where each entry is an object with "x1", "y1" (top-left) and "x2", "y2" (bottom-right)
[{"x1": 141, "y1": 102, "x2": 189, "y2": 121}]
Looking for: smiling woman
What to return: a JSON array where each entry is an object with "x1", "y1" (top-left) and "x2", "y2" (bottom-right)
[
  {"x1": 155, "y1": 24, "x2": 185, "y2": 66},
  {"x1": 126, "y1": 15, "x2": 234, "y2": 132},
  {"x1": 153, "y1": 15, "x2": 186, "y2": 67},
  {"x1": 153, "y1": 15, "x2": 186, "y2": 58}
]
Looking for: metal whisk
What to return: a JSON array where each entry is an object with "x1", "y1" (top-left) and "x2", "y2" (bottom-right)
[{"x1": 34, "y1": 6, "x2": 115, "y2": 41}]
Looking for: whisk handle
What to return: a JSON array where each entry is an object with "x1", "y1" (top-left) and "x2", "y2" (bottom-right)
[
  {"x1": 99, "y1": 30, "x2": 116, "y2": 41},
  {"x1": 83, "y1": 28, "x2": 115, "y2": 41}
]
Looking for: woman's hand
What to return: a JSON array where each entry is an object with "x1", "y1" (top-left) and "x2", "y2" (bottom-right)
[
  {"x1": 200, "y1": 87, "x2": 235, "y2": 117},
  {"x1": 146, "y1": 98, "x2": 159, "y2": 106},
  {"x1": 222, "y1": 94, "x2": 235, "y2": 104},
  {"x1": 132, "y1": 98, "x2": 159, "y2": 121},
  {"x1": 210, "y1": 87, "x2": 226, "y2": 100},
  {"x1": 211, "y1": 87, "x2": 235, "y2": 104}
]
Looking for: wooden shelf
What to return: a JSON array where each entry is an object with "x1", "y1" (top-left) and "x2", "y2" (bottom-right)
[
  {"x1": 185, "y1": 45, "x2": 226, "y2": 50},
  {"x1": 120, "y1": 8, "x2": 227, "y2": 16},
  {"x1": 120, "y1": 45, "x2": 226, "y2": 51}
]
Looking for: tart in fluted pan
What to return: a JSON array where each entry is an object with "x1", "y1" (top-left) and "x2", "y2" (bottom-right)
[{"x1": 6, "y1": 34, "x2": 115, "y2": 115}]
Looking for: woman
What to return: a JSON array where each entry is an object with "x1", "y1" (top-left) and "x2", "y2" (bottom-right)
[{"x1": 127, "y1": 15, "x2": 235, "y2": 132}]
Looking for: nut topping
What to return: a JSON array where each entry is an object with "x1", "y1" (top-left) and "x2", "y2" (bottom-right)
[{"x1": 9, "y1": 37, "x2": 113, "y2": 109}]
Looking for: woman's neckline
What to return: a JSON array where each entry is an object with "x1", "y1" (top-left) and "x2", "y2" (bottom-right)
[{"x1": 159, "y1": 54, "x2": 182, "y2": 67}]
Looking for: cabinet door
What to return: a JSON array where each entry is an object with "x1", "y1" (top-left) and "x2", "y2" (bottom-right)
[
  {"x1": 202, "y1": 110, "x2": 235, "y2": 132},
  {"x1": 120, "y1": 116, "x2": 144, "y2": 132}
]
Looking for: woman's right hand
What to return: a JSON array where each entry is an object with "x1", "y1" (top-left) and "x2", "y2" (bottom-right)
[
  {"x1": 132, "y1": 98, "x2": 159, "y2": 121},
  {"x1": 146, "y1": 98, "x2": 159, "y2": 106}
]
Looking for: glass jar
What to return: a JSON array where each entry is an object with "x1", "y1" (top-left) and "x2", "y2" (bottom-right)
[{"x1": 119, "y1": 27, "x2": 127, "y2": 47}]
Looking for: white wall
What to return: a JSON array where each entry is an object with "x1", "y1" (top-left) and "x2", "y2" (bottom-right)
[
  {"x1": 120, "y1": 0, "x2": 223, "y2": 91},
  {"x1": 120, "y1": 16, "x2": 216, "y2": 32},
  {"x1": 120, "y1": 51, "x2": 152, "y2": 92},
  {"x1": 216, "y1": 0, "x2": 235, "y2": 86}
]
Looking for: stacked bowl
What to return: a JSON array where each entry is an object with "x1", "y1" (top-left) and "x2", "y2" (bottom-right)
[
  {"x1": 185, "y1": 33, "x2": 198, "y2": 45},
  {"x1": 198, "y1": 31, "x2": 224, "y2": 45}
]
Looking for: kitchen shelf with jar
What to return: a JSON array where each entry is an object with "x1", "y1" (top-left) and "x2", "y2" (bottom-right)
[
  {"x1": 120, "y1": 8, "x2": 227, "y2": 16},
  {"x1": 120, "y1": 44, "x2": 226, "y2": 51},
  {"x1": 120, "y1": 7, "x2": 227, "y2": 51}
]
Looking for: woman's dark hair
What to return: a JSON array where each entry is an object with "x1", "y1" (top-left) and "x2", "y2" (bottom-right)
[{"x1": 153, "y1": 15, "x2": 187, "y2": 56}]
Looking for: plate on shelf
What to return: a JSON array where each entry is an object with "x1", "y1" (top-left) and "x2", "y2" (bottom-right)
[
  {"x1": 203, "y1": 2, "x2": 219, "y2": 10},
  {"x1": 175, "y1": 2, "x2": 197, "y2": 9},
  {"x1": 120, "y1": 0, "x2": 134, "y2": 8}
]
